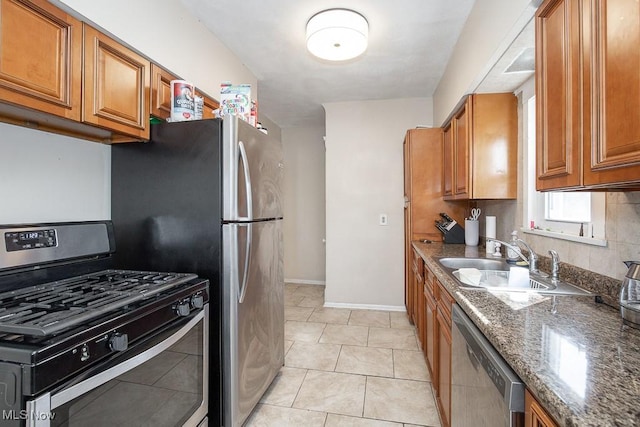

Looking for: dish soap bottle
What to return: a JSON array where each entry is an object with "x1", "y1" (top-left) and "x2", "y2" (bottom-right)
[{"x1": 506, "y1": 230, "x2": 519, "y2": 263}]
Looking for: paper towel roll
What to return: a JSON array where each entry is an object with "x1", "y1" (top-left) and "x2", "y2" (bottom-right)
[{"x1": 486, "y1": 216, "x2": 496, "y2": 254}]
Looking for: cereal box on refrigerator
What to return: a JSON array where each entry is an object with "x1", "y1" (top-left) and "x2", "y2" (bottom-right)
[{"x1": 220, "y1": 83, "x2": 251, "y2": 122}]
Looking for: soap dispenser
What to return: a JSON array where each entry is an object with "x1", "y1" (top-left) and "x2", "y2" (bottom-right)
[{"x1": 506, "y1": 230, "x2": 519, "y2": 263}]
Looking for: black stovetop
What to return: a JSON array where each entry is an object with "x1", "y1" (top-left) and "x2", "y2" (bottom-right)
[{"x1": 0, "y1": 269, "x2": 197, "y2": 337}]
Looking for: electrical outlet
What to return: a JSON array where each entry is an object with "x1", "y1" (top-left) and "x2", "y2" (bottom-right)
[{"x1": 379, "y1": 214, "x2": 388, "y2": 226}]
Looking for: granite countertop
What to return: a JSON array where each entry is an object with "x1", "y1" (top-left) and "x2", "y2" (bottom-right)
[{"x1": 412, "y1": 241, "x2": 640, "y2": 427}]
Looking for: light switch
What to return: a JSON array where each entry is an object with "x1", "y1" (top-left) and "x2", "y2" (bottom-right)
[{"x1": 379, "y1": 214, "x2": 388, "y2": 226}]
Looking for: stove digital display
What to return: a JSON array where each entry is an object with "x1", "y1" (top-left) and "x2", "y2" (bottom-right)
[{"x1": 5, "y1": 229, "x2": 57, "y2": 252}]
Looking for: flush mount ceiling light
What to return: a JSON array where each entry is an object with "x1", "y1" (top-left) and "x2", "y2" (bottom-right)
[{"x1": 306, "y1": 9, "x2": 368, "y2": 61}]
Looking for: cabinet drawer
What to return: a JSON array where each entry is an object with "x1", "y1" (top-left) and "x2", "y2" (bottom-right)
[
  {"x1": 437, "y1": 281, "x2": 454, "y2": 325},
  {"x1": 424, "y1": 263, "x2": 435, "y2": 294}
]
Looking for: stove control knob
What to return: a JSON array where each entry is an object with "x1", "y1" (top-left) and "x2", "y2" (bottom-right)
[
  {"x1": 176, "y1": 301, "x2": 191, "y2": 317},
  {"x1": 80, "y1": 344, "x2": 90, "y2": 362},
  {"x1": 109, "y1": 332, "x2": 129, "y2": 352},
  {"x1": 191, "y1": 294, "x2": 204, "y2": 309}
]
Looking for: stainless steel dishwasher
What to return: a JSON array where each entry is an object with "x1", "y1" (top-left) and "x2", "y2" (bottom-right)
[{"x1": 451, "y1": 304, "x2": 525, "y2": 426}]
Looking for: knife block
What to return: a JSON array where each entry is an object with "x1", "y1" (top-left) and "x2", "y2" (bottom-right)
[{"x1": 442, "y1": 223, "x2": 465, "y2": 244}]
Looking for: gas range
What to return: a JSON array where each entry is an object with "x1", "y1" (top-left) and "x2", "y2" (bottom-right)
[
  {"x1": 0, "y1": 221, "x2": 209, "y2": 426},
  {"x1": 0, "y1": 269, "x2": 199, "y2": 337}
]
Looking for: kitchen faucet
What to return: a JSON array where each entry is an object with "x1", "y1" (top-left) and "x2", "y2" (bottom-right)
[
  {"x1": 488, "y1": 237, "x2": 540, "y2": 274},
  {"x1": 549, "y1": 249, "x2": 560, "y2": 280}
]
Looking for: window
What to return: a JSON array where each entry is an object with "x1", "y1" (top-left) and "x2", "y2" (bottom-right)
[
  {"x1": 545, "y1": 192, "x2": 591, "y2": 223},
  {"x1": 523, "y1": 89, "x2": 606, "y2": 244}
]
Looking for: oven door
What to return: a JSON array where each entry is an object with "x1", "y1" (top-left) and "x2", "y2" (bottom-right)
[{"x1": 26, "y1": 305, "x2": 209, "y2": 427}]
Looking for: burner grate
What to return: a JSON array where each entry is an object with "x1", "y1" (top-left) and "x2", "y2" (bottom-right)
[{"x1": 0, "y1": 270, "x2": 196, "y2": 336}]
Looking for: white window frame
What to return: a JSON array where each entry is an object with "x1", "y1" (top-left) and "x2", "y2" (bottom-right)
[{"x1": 521, "y1": 86, "x2": 606, "y2": 246}]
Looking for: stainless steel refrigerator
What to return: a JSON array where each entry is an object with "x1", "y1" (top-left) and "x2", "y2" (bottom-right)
[{"x1": 111, "y1": 116, "x2": 284, "y2": 427}]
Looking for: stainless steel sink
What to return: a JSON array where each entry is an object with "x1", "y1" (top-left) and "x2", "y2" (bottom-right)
[
  {"x1": 435, "y1": 257, "x2": 593, "y2": 296},
  {"x1": 451, "y1": 269, "x2": 546, "y2": 289},
  {"x1": 437, "y1": 257, "x2": 512, "y2": 271}
]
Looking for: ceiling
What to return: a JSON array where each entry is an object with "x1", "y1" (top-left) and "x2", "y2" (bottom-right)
[{"x1": 180, "y1": 0, "x2": 533, "y2": 129}]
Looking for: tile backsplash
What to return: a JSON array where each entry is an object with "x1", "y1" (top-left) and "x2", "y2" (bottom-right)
[{"x1": 477, "y1": 192, "x2": 640, "y2": 282}]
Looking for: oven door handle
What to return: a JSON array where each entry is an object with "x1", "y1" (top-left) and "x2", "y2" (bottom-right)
[{"x1": 30, "y1": 309, "x2": 205, "y2": 414}]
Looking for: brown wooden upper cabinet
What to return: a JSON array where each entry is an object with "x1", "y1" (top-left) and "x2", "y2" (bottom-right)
[
  {"x1": 0, "y1": 0, "x2": 82, "y2": 121},
  {"x1": 83, "y1": 24, "x2": 150, "y2": 141},
  {"x1": 0, "y1": 0, "x2": 154, "y2": 142},
  {"x1": 536, "y1": 0, "x2": 640, "y2": 190},
  {"x1": 150, "y1": 64, "x2": 177, "y2": 120},
  {"x1": 442, "y1": 123, "x2": 454, "y2": 198},
  {"x1": 195, "y1": 90, "x2": 220, "y2": 120},
  {"x1": 150, "y1": 64, "x2": 220, "y2": 121},
  {"x1": 442, "y1": 93, "x2": 518, "y2": 200}
]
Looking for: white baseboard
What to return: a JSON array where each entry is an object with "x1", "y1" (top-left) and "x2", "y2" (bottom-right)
[
  {"x1": 323, "y1": 302, "x2": 406, "y2": 312},
  {"x1": 284, "y1": 278, "x2": 326, "y2": 286}
]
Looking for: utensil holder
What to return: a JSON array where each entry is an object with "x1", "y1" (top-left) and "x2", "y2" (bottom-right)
[{"x1": 465, "y1": 219, "x2": 479, "y2": 246}]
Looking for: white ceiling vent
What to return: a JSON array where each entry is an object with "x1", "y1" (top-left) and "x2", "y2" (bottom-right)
[{"x1": 504, "y1": 47, "x2": 535, "y2": 74}]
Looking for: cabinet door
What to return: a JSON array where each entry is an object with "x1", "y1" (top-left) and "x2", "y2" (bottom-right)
[
  {"x1": 471, "y1": 94, "x2": 518, "y2": 198},
  {"x1": 424, "y1": 283, "x2": 437, "y2": 382},
  {"x1": 437, "y1": 307, "x2": 452, "y2": 427},
  {"x1": 412, "y1": 251, "x2": 423, "y2": 327},
  {"x1": 83, "y1": 24, "x2": 150, "y2": 140},
  {"x1": 150, "y1": 64, "x2": 177, "y2": 120},
  {"x1": 525, "y1": 389, "x2": 558, "y2": 427},
  {"x1": 0, "y1": 0, "x2": 81, "y2": 120},
  {"x1": 582, "y1": 0, "x2": 640, "y2": 186},
  {"x1": 408, "y1": 128, "x2": 464, "y2": 241},
  {"x1": 453, "y1": 103, "x2": 469, "y2": 198},
  {"x1": 536, "y1": 0, "x2": 582, "y2": 190},
  {"x1": 408, "y1": 249, "x2": 417, "y2": 324},
  {"x1": 416, "y1": 266, "x2": 425, "y2": 351},
  {"x1": 442, "y1": 123, "x2": 454, "y2": 199},
  {"x1": 197, "y1": 91, "x2": 220, "y2": 120},
  {"x1": 404, "y1": 206, "x2": 412, "y2": 320},
  {"x1": 404, "y1": 134, "x2": 412, "y2": 197}
]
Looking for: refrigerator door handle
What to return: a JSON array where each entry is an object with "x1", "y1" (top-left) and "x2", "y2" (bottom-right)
[
  {"x1": 238, "y1": 223, "x2": 252, "y2": 304},
  {"x1": 238, "y1": 141, "x2": 253, "y2": 221}
]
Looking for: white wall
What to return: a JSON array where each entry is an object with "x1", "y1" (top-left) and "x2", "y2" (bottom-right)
[
  {"x1": 0, "y1": 0, "x2": 261, "y2": 225},
  {"x1": 323, "y1": 98, "x2": 433, "y2": 309},
  {"x1": 433, "y1": 0, "x2": 536, "y2": 125},
  {"x1": 282, "y1": 126, "x2": 326, "y2": 284},
  {"x1": 0, "y1": 124, "x2": 110, "y2": 223},
  {"x1": 53, "y1": 0, "x2": 257, "y2": 101}
]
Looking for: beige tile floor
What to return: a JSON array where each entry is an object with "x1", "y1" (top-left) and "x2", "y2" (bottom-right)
[{"x1": 244, "y1": 283, "x2": 442, "y2": 427}]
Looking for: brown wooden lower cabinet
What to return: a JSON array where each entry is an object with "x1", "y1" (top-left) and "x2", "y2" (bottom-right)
[
  {"x1": 420, "y1": 258, "x2": 453, "y2": 427},
  {"x1": 436, "y1": 280, "x2": 453, "y2": 427},
  {"x1": 525, "y1": 389, "x2": 558, "y2": 427},
  {"x1": 416, "y1": 265, "x2": 425, "y2": 351},
  {"x1": 436, "y1": 305, "x2": 452, "y2": 427},
  {"x1": 409, "y1": 248, "x2": 422, "y2": 324},
  {"x1": 424, "y1": 283, "x2": 437, "y2": 381}
]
